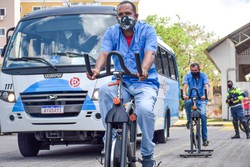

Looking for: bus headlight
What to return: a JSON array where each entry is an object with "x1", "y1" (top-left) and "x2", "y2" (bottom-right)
[
  {"x1": 0, "y1": 91, "x2": 16, "y2": 103},
  {"x1": 92, "y1": 89, "x2": 99, "y2": 100}
]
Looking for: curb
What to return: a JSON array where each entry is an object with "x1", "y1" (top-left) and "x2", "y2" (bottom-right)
[
  {"x1": 173, "y1": 120, "x2": 232, "y2": 127},
  {"x1": 173, "y1": 124, "x2": 227, "y2": 127}
]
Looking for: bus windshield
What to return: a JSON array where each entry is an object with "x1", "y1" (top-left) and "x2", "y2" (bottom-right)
[{"x1": 2, "y1": 14, "x2": 116, "y2": 70}]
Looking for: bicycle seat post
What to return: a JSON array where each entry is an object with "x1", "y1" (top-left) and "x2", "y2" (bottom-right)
[{"x1": 114, "y1": 72, "x2": 123, "y2": 100}]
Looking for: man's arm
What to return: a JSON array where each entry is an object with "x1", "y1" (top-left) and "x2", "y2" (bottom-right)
[
  {"x1": 183, "y1": 83, "x2": 189, "y2": 100},
  {"x1": 236, "y1": 88, "x2": 245, "y2": 101},
  {"x1": 200, "y1": 83, "x2": 210, "y2": 100},
  {"x1": 204, "y1": 83, "x2": 210, "y2": 96},
  {"x1": 139, "y1": 50, "x2": 155, "y2": 81},
  {"x1": 86, "y1": 51, "x2": 108, "y2": 80}
]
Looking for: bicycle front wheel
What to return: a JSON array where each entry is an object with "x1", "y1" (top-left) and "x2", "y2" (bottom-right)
[
  {"x1": 111, "y1": 137, "x2": 136, "y2": 167},
  {"x1": 111, "y1": 138, "x2": 122, "y2": 167}
]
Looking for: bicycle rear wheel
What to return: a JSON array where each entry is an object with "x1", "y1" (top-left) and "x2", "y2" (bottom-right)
[{"x1": 239, "y1": 117, "x2": 250, "y2": 133}]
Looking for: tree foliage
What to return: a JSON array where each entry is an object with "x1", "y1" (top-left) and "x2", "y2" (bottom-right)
[{"x1": 146, "y1": 15, "x2": 221, "y2": 87}]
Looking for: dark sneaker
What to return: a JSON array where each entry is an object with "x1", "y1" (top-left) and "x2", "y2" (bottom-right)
[
  {"x1": 142, "y1": 159, "x2": 155, "y2": 167},
  {"x1": 186, "y1": 121, "x2": 190, "y2": 129},
  {"x1": 142, "y1": 154, "x2": 155, "y2": 167},
  {"x1": 231, "y1": 134, "x2": 240, "y2": 139},
  {"x1": 202, "y1": 139, "x2": 209, "y2": 147}
]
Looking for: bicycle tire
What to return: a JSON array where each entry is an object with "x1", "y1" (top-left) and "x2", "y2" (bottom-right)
[
  {"x1": 196, "y1": 118, "x2": 201, "y2": 152},
  {"x1": 192, "y1": 121, "x2": 197, "y2": 149},
  {"x1": 190, "y1": 120, "x2": 196, "y2": 151},
  {"x1": 111, "y1": 138, "x2": 122, "y2": 167},
  {"x1": 111, "y1": 138, "x2": 136, "y2": 167},
  {"x1": 239, "y1": 117, "x2": 250, "y2": 133}
]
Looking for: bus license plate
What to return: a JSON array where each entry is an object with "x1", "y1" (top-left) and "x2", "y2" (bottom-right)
[{"x1": 41, "y1": 106, "x2": 64, "y2": 114}]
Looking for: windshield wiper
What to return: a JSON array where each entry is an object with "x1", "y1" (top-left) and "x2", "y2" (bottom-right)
[
  {"x1": 52, "y1": 52, "x2": 96, "y2": 63},
  {"x1": 8, "y1": 57, "x2": 57, "y2": 71}
]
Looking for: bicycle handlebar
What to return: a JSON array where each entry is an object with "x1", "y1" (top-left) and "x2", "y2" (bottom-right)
[
  {"x1": 181, "y1": 88, "x2": 208, "y2": 100},
  {"x1": 84, "y1": 51, "x2": 142, "y2": 78}
]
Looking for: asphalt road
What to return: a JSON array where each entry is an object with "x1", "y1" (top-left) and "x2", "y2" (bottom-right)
[{"x1": 0, "y1": 126, "x2": 249, "y2": 167}]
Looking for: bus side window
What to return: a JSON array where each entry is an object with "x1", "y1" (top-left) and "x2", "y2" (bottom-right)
[
  {"x1": 161, "y1": 48, "x2": 170, "y2": 77},
  {"x1": 155, "y1": 47, "x2": 164, "y2": 75},
  {"x1": 168, "y1": 54, "x2": 177, "y2": 80}
]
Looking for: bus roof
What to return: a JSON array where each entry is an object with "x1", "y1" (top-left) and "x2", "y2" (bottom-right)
[
  {"x1": 21, "y1": 5, "x2": 117, "y2": 21},
  {"x1": 157, "y1": 37, "x2": 175, "y2": 54}
]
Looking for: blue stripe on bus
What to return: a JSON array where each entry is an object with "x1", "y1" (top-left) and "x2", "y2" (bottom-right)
[{"x1": 12, "y1": 79, "x2": 96, "y2": 112}]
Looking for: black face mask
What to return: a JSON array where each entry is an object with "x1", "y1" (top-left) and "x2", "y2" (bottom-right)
[
  {"x1": 118, "y1": 15, "x2": 136, "y2": 30},
  {"x1": 191, "y1": 72, "x2": 200, "y2": 78},
  {"x1": 228, "y1": 84, "x2": 233, "y2": 89}
]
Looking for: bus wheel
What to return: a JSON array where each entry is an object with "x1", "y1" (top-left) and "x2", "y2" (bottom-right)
[
  {"x1": 155, "y1": 127, "x2": 168, "y2": 143},
  {"x1": 153, "y1": 109, "x2": 170, "y2": 143},
  {"x1": 18, "y1": 132, "x2": 41, "y2": 157}
]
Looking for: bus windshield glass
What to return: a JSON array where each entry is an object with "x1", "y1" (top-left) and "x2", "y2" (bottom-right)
[{"x1": 2, "y1": 14, "x2": 116, "y2": 70}]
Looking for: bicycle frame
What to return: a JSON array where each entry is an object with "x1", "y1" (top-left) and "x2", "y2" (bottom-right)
[
  {"x1": 189, "y1": 96, "x2": 201, "y2": 153},
  {"x1": 180, "y1": 88, "x2": 213, "y2": 158},
  {"x1": 84, "y1": 51, "x2": 142, "y2": 167}
]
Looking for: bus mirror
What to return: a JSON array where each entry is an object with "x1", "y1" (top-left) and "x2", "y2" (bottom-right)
[
  {"x1": 1, "y1": 45, "x2": 6, "y2": 57},
  {"x1": 6, "y1": 27, "x2": 15, "y2": 44}
]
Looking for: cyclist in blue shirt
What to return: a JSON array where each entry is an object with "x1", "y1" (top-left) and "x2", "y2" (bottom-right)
[
  {"x1": 86, "y1": 1, "x2": 158, "y2": 166},
  {"x1": 182, "y1": 63, "x2": 210, "y2": 146}
]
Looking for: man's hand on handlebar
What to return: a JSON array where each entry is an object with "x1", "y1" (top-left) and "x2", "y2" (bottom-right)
[
  {"x1": 86, "y1": 69, "x2": 100, "y2": 80},
  {"x1": 137, "y1": 69, "x2": 148, "y2": 81},
  {"x1": 200, "y1": 96, "x2": 206, "y2": 100},
  {"x1": 183, "y1": 95, "x2": 190, "y2": 100}
]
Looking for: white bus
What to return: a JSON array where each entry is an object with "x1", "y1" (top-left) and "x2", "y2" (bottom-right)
[{"x1": 0, "y1": 6, "x2": 180, "y2": 157}]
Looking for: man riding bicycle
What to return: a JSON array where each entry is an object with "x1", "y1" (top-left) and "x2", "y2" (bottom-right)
[
  {"x1": 86, "y1": 1, "x2": 159, "y2": 166},
  {"x1": 182, "y1": 63, "x2": 210, "y2": 147}
]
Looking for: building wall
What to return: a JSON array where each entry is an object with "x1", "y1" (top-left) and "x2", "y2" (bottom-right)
[
  {"x1": 208, "y1": 39, "x2": 236, "y2": 120},
  {"x1": 0, "y1": 0, "x2": 20, "y2": 64},
  {"x1": 209, "y1": 38, "x2": 250, "y2": 120},
  {"x1": 21, "y1": 1, "x2": 63, "y2": 17},
  {"x1": 20, "y1": 0, "x2": 139, "y2": 17}
]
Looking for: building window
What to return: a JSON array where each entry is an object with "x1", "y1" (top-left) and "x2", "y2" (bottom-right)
[
  {"x1": 0, "y1": 28, "x2": 6, "y2": 36},
  {"x1": 33, "y1": 6, "x2": 42, "y2": 11},
  {"x1": 0, "y1": 8, "x2": 6, "y2": 16}
]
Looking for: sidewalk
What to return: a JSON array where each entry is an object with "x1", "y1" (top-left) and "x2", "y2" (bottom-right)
[{"x1": 173, "y1": 119, "x2": 232, "y2": 127}]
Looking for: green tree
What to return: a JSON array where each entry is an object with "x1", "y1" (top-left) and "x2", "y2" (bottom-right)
[{"x1": 146, "y1": 15, "x2": 221, "y2": 87}]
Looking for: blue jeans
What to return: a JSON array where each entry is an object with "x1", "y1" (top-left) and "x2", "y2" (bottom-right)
[
  {"x1": 98, "y1": 81, "x2": 158, "y2": 157},
  {"x1": 184, "y1": 100, "x2": 208, "y2": 140},
  {"x1": 230, "y1": 105, "x2": 244, "y2": 122}
]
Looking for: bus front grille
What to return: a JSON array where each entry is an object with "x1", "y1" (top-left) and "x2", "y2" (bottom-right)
[{"x1": 20, "y1": 91, "x2": 87, "y2": 118}]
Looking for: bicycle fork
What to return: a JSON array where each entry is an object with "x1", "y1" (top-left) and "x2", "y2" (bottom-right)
[{"x1": 105, "y1": 121, "x2": 129, "y2": 167}]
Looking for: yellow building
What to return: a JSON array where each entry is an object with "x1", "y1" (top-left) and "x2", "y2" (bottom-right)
[{"x1": 20, "y1": 0, "x2": 140, "y2": 17}]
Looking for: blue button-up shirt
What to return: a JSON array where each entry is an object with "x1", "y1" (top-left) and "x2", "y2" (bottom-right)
[
  {"x1": 183, "y1": 71, "x2": 209, "y2": 103},
  {"x1": 100, "y1": 21, "x2": 159, "y2": 89}
]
